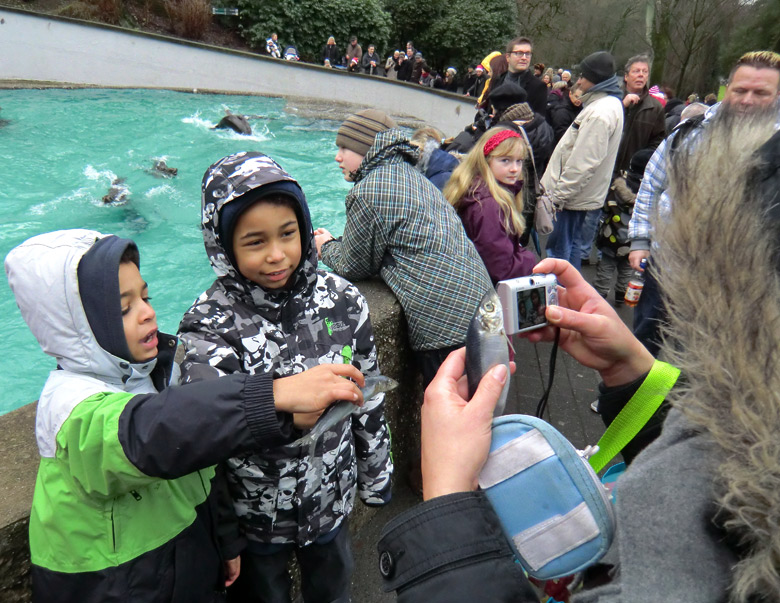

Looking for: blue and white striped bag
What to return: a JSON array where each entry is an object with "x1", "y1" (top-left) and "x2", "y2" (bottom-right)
[{"x1": 478, "y1": 414, "x2": 615, "y2": 580}]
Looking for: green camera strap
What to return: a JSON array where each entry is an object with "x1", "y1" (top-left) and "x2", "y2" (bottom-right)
[{"x1": 588, "y1": 360, "x2": 680, "y2": 473}]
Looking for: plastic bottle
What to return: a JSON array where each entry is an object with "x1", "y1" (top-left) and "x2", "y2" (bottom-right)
[{"x1": 624, "y1": 258, "x2": 648, "y2": 307}]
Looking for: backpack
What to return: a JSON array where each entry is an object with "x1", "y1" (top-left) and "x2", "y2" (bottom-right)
[{"x1": 596, "y1": 176, "x2": 635, "y2": 256}]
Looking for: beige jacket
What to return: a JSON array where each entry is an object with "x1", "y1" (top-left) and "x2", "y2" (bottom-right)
[{"x1": 541, "y1": 90, "x2": 623, "y2": 211}]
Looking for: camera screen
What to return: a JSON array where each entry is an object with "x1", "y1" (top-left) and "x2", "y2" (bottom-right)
[{"x1": 515, "y1": 286, "x2": 548, "y2": 331}]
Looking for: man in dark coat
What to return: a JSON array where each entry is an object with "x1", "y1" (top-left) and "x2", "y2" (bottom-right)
[
  {"x1": 362, "y1": 44, "x2": 381, "y2": 75},
  {"x1": 488, "y1": 37, "x2": 548, "y2": 114},
  {"x1": 396, "y1": 48, "x2": 414, "y2": 81},
  {"x1": 614, "y1": 55, "x2": 667, "y2": 174}
]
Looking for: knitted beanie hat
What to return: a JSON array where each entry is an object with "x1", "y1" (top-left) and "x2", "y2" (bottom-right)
[
  {"x1": 336, "y1": 109, "x2": 397, "y2": 156},
  {"x1": 489, "y1": 81, "x2": 528, "y2": 115},
  {"x1": 498, "y1": 102, "x2": 534, "y2": 123},
  {"x1": 579, "y1": 51, "x2": 615, "y2": 85}
]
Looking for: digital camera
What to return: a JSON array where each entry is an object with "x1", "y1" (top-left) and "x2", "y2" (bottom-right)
[{"x1": 496, "y1": 274, "x2": 559, "y2": 335}]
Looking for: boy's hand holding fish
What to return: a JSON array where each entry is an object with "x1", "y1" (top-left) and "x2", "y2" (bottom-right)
[
  {"x1": 273, "y1": 363, "x2": 365, "y2": 419},
  {"x1": 421, "y1": 348, "x2": 513, "y2": 500},
  {"x1": 524, "y1": 259, "x2": 654, "y2": 387}
]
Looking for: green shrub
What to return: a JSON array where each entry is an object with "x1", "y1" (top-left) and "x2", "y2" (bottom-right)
[{"x1": 234, "y1": 0, "x2": 392, "y2": 63}]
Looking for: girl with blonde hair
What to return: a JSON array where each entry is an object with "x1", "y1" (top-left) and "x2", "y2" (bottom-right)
[{"x1": 444, "y1": 127, "x2": 536, "y2": 283}]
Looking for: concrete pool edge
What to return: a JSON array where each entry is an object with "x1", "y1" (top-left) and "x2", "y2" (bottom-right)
[{"x1": 0, "y1": 6, "x2": 476, "y2": 136}]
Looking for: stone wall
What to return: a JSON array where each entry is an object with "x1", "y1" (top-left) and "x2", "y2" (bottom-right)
[{"x1": 0, "y1": 279, "x2": 421, "y2": 600}]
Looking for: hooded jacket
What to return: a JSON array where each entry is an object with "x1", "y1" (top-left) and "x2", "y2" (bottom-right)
[
  {"x1": 5, "y1": 229, "x2": 289, "y2": 603},
  {"x1": 178, "y1": 152, "x2": 392, "y2": 547},
  {"x1": 319, "y1": 130, "x2": 493, "y2": 352},
  {"x1": 542, "y1": 78, "x2": 624, "y2": 211},
  {"x1": 455, "y1": 178, "x2": 536, "y2": 284}
]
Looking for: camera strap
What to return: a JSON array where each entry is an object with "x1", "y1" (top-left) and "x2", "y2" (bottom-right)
[{"x1": 535, "y1": 327, "x2": 561, "y2": 419}]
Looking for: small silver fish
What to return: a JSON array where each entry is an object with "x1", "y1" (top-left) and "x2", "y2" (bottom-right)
[
  {"x1": 466, "y1": 288, "x2": 510, "y2": 417},
  {"x1": 292, "y1": 375, "x2": 398, "y2": 449}
]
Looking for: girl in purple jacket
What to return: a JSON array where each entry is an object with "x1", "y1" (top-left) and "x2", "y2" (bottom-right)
[{"x1": 444, "y1": 127, "x2": 537, "y2": 284}]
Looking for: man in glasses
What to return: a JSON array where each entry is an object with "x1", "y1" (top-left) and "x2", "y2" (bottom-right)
[{"x1": 492, "y1": 37, "x2": 548, "y2": 114}]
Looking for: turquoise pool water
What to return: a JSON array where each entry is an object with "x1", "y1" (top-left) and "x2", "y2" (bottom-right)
[{"x1": 0, "y1": 88, "x2": 354, "y2": 415}]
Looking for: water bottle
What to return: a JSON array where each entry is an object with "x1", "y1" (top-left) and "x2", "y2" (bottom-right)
[{"x1": 624, "y1": 258, "x2": 648, "y2": 307}]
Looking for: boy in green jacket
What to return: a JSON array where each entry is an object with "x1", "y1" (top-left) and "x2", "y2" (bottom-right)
[{"x1": 5, "y1": 229, "x2": 364, "y2": 603}]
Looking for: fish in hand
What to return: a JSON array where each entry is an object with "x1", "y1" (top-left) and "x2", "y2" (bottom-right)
[
  {"x1": 466, "y1": 288, "x2": 510, "y2": 417},
  {"x1": 292, "y1": 375, "x2": 398, "y2": 450}
]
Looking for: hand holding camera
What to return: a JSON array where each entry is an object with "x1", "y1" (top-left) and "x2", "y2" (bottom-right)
[
  {"x1": 521, "y1": 259, "x2": 654, "y2": 387},
  {"x1": 497, "y1": 274, "x2": 558, "y2": 335}
]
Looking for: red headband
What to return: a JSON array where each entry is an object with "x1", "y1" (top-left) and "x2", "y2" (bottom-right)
[{"x1": 483, "y1": 130, "x2": 521, "y2": 156}]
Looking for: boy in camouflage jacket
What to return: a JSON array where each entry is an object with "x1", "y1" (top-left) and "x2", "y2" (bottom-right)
[{"x1": 179, "y1": 152, "x2": 392, "y2": 602}]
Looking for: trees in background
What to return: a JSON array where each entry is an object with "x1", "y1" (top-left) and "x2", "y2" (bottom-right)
[
  {"x1": 217, "y1": 0, "x2": 775, "y2": 97},
  {"x1": 232, "y1": 0, "x2": 392, "y2": 63},
  {"x1": 231, "y1": 0, "x2": 517, "y2": 72}
]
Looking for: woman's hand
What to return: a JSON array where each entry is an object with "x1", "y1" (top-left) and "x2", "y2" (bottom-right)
[
  {"x1": 523, "y1": 259, "x2": 654, "y2": 387},
  {"x1": 421, "y1": 349, "x2": 512, "y2": 500}
]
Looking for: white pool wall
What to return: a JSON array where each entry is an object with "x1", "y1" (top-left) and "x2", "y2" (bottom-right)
[{"x1": 0, "y1": 6, "x2": 476, "y2": 136}]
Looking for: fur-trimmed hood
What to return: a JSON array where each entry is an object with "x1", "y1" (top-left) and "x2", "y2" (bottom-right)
[{"x1": 655, "y1": 106, "x2": 780, "y2": 602}]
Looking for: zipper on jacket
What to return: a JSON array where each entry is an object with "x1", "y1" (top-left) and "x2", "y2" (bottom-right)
[
  {"x1": 110, "y1": 502, "x2": 116, "y2": 552},
  {"x1": 130, "y1": 490, "x2": 142, "y2": 501}
]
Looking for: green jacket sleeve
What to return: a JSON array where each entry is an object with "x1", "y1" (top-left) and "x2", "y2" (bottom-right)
[{"x1": 57, "y1": 373, "x2": 289, "y2": 497}]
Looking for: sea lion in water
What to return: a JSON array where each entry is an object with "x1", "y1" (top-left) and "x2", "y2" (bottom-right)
[
  {"x1": 149, "y1": 160, "x2": 178, "y2": 178},
  {"x1": 102, "y1": 178, "x2": 129, "y2": 205},
  {"x1": 214, "y1": 110, "x2": 252, "y2": 135}
]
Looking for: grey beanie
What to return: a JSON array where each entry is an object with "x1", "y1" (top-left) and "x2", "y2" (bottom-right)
[{"x1": 579, "y1": 51, "x2": 615, "y2": 85}]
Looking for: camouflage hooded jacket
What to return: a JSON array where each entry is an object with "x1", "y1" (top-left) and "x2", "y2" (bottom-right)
[{"x1": 178, "y1": 152, "x2": 392, "y2": 547}]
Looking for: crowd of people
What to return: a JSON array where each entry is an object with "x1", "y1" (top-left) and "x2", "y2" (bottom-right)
[{"x1": 5, "y1": 28, "x2": 780, "y2": 603}]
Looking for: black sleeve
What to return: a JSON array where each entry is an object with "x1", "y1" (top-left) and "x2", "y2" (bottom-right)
[
  {"x1": 528, "y1": 79, "x2": 549, "y2": 115},
  {"x1": 118, "y1": 373, "x2": 293, "y2": 479},
  {"x1": 214, "y1": 463, "x2": 245, "y2": 560},
  {"x1": 597, "y1": 372, "x2": 671, "y2": 465},
  {"x1": 378, "y1": 492, "x2": 538, "y2": 602}
]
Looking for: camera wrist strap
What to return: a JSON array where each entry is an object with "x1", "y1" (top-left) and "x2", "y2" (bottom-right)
[{"x1": 535, "y1": 327, "x2": 561, "y2": 419}]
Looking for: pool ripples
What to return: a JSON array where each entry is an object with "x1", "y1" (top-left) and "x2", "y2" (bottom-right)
[{"x1": 0, "y1": 88, "x2": 350, "y2": 415}]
